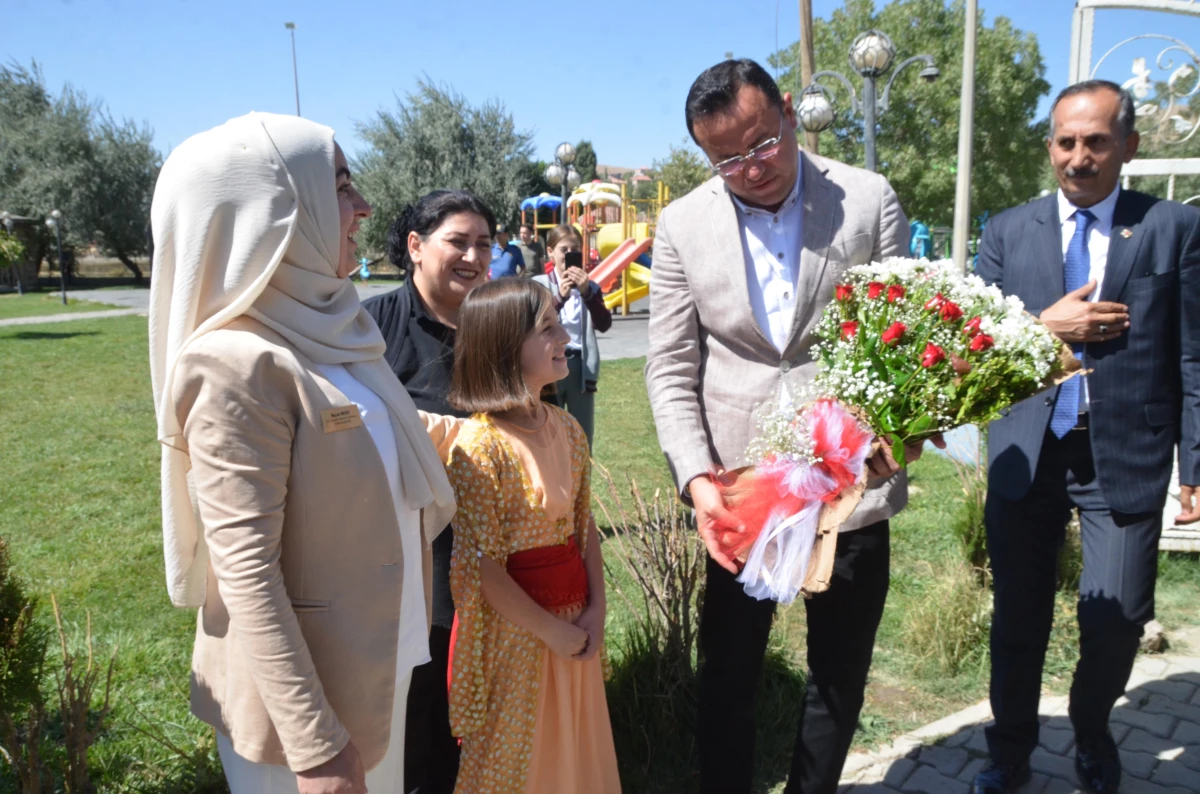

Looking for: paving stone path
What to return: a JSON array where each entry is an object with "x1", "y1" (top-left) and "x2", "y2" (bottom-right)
[{"x1": 839, "y1": 649, "x2": 1200, "y2": 794}]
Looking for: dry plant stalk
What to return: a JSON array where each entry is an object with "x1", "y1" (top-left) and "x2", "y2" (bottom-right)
[
  {"x1": 0, "y1": 601, "x2": 50, "y2": 794},
  {"x1": 949, "y1": 429, "x2": 990, "y2": 575},
  {"x1": 593, "y1": 463, "x2": 704, "y2": 668},
  {"x1": 51, "y1": 595, "x2": 117, "y2": 794}
]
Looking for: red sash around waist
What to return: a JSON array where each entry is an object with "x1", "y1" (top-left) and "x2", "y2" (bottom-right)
[
  {"x1": 447, "y1": 537, "x2": 589, "y2": 694},
  {"x1": 505, "y1": 535, "x2": 589, "y2": 610}
]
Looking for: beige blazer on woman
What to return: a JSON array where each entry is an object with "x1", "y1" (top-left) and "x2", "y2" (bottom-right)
[{"x1": 174, "y1": 316, "x2": 434, "y2": 772}]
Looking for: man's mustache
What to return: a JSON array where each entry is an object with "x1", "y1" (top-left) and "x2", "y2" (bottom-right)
[{"x1": 1064, "y1": 165, "x2": 1100, "y2": 178}]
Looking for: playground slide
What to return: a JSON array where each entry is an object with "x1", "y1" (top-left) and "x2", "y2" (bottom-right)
[
  {"x1": 604, "y1": 263, "x2": 652, "y2": 312},
  {"x1": 591, "y1": 237, "x2": 653, "y2": 292}
]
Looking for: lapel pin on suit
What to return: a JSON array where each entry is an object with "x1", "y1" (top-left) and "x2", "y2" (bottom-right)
[{"x1": 1120, "y1": 228, "x2": 1133, "y2": 239}]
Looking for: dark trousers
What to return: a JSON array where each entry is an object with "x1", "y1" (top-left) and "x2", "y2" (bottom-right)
[
  {"x1": 404, "y1": 625, "x2": 460, "y2": 794},
  {"x1": 985, "y1": 424, "x2": 1163, "y2": 764},
  {"x1": 696, "y1": 521, "x2": 890, "y2": 794}
]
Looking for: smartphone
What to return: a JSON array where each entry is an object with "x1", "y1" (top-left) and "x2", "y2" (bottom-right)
[{"x1": 564, "y1": 251, "x2": 583, "y2": 270}]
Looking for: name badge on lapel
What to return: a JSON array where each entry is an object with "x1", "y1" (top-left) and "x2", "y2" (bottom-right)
[{"x1": 321, "y1": 405, "x2": 363, "y2": 434}]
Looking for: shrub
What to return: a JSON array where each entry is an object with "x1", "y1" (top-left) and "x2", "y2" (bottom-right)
[
  {"x1": 1057, "y1": 513, "x2": 1083, "y2": 592},
  {"x1": 0, "y1": 537, "x2": 120, "y2": 794},
  {"x1": 902, "y1": 563, "x2": 993, "y2": 676},
  {"x1": 593, "y1": 465, "x2": 705, "y2": 790},
  {"x1": 0, "y1": 536, "x2": 51, "y2": 793},
  {"x1": 949, "y1": 429, "x2": 989, "y2": 575},
  {"x1": 51, "y1": 596, "x2": 116, "y2": 794}
]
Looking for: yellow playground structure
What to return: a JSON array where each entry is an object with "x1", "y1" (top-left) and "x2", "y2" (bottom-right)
[{"x1": 519, "y1": 179, "x2": 670, "y2": 315}]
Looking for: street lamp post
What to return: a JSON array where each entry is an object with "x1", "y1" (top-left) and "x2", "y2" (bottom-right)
[
  {"x1": 1, "y1": 211, "x2": 22, "y2": 296},
  {"x1": 45, "y1": 210, "x2": 65, "y2": 305},
  {"x1": 284, "y1": 22, "x2": 301, "y2": 116},
  {"x1": 797, "y1": 30, "x2": 939, "y2": 172},
  {"x1": 543, "y1": 142, "x2": 581, "y2": 225}
]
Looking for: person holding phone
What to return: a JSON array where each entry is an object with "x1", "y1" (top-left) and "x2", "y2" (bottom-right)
[{"x1": 533, "y1": 224, "x2": 612, "y2": 448}]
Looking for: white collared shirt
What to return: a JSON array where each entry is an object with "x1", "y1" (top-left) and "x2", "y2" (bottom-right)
[
  {"x1": 1057, "y1": 184, "x2": 1120, "y2": 409},
  {"x1": 550, "y1": 270, "x2": 586, "y2": 350},
  {"x1": 731, "y1": 166, "x2": 805, "y2": 352},
  {"x1": 1058, "y1": 184, "x2": 1120, "y2": 302}
]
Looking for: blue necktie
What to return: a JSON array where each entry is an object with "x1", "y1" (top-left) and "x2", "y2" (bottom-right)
[{"x1": 1049, "y1": 209, "x2": 1095, "y2": 438}]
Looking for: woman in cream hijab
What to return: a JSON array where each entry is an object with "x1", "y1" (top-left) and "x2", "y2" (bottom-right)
[{"x1": 149, "y1": 112, "x2": 456, "y2": 794}]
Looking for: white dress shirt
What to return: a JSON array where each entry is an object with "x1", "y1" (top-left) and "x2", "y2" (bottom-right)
[
  {"x1": 1057, "y1": 184, "x2": 1120, "y2": 409},
  {"x1": 731, "y1": 167, "x2": 805, "y2": 352},
  {"x1": 550, "y1": 271, "x2": 586, "y2": 351}
]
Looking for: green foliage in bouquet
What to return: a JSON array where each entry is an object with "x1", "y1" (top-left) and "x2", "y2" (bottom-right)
[{"x1": 813, "y1": 258, "x2": 1075, "y2": 462}]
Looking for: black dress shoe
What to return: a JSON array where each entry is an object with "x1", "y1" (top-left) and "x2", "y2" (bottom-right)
[
  {"x1": 971, "y1": 761, "x2": 1032, "y2": 794},
  {"x1": 1075, "y1": 733, "x2": 1122, "y2": 794}
]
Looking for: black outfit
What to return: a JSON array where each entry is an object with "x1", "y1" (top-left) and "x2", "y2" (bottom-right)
[
  {"x1": 974, "y1": 190, "x2": 1200, "y2": 768},
  {"x1": 363, "y1": 279, "x2": 464, "y2": 794},
  {"x1": 697, "y1": 521, "x2": 890, "y2": 794}
]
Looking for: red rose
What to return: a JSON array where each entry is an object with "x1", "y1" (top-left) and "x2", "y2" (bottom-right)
[
  {"x1": 963, "y1": 316, "x2": 982, "y2": 337},
  {"x1": 924, "y1": 293, "x2": 945, "y2": 311},
  {"x1": 835, "y1": 284, "x2": 853, "y2": 302},
  {"x1": 840, "y1": 321, "x2": 859, "y2": 339},
  {"x1": 881, "y1": 322, "x2": 906, "y2": 346},
  {"x1": 921, "y1": 343, "x2": 946, "y2": 368},
  {"x1": 940, "y1": 301, "x2": 964, "y2": 322},
  {"x1": 969, "y1": 333, "x2": 994, "y2": 352},
  {"x1": 886, "y1": 284, "x2": 906, "y2": 303},
  {"x1": 867, "y1": 281, "x2": 886, "y2": 300}
]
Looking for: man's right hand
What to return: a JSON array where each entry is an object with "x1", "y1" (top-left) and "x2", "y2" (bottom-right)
[
  {"x1": 296, "y1": 741, "x2": 366, "y2": 794},
  {"x1": 688, "y1": 475, "x2": 743, "y2": 574},
  {"x1": 1039, "y1": 280, "x2": 1129, "y2": 344}
]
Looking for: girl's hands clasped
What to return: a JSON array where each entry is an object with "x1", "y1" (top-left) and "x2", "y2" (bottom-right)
[
  {"x1": 572, "y1": 600, "x2": 606, "y2": 661},
  {"x1": 546, "y1": 617, "x2": 590, "y2": 658}
]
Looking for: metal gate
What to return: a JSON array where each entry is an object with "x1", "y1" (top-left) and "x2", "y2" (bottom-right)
[{"x1": 1069, "y1": 0, "x2": 1200, "y2": 550}]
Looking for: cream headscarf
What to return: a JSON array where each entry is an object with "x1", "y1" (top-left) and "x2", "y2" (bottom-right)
[{"x1": 149, "y1": 112, "x2": 455, "y2": 608}]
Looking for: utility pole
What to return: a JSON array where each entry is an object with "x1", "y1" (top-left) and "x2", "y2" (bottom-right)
[
  {"x1": 799, "y1": 0, "x2": 819, "y2": 153},
  {"x1": 285, "y1": 22, "x2": 301, "y2": 116},
  {"x1": 951, "y1": 0, "x2": 978, "y2": 271}
]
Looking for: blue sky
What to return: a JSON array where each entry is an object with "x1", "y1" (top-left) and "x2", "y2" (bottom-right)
[{"x1": 6, "y1": 1, "x2": 1200, "y2": 169}]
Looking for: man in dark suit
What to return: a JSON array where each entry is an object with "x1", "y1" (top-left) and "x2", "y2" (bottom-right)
[{"x1": 971, "y1": 80, "x2": 1200, "y2": 794}]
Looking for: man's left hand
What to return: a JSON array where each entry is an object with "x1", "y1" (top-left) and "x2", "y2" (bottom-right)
[
  {"x1": 866, "y1": 433, "x2": 947, "y2": 479},
  {"x1": 1178, "y1": 484, "x2": 1200, "y2": 525}
]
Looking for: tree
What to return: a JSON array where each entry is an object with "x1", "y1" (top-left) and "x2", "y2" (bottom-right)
[
  {"x1": 0, "y1": 232, "x2": 26, "y2": 274},
  {"x1": 770, "y1": 0, "x2": 1050, "y2": 228},
  {"x1": 88, "y1": 116, "x2": 159, "y2": 279},
  {"x1": 0, "y1": 63, "x2": 160, "y2": 282},
  {"x1": 574, "y1": 140, "x2": 597, "y2": 183},
  {"x1": 652, "y1": 141, "x2": 712, "y2": 200},
  {"x1": 354, "y1": 80, "x2": 536, "y2": 252}
]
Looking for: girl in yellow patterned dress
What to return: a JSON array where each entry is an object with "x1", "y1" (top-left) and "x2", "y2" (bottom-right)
[{"x1": 443, "y1": 278, "x2": 621, "y2": 793}]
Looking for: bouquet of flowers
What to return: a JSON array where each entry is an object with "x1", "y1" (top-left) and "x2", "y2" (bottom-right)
[
  {"x1": 813, "y1": 257, "x2": 1080, "y2": 464},
  {"x1": 714, "y1": 258, "x2": 1079, "y2": 603}
]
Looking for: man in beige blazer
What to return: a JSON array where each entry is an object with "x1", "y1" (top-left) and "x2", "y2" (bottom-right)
[{"x1": 646, "y1": 59, "x2": 931, "y2": 794}]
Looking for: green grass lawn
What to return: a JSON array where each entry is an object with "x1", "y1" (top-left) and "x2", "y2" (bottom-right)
[
  {"x1": 0, "y1": 292, "x2": 121, "y2": 320},
  {"x1": 1, "y1": 321, "x2": 1198, "y2": 793}
]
